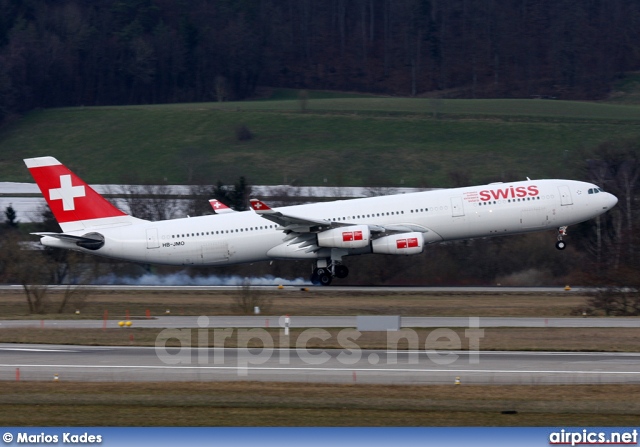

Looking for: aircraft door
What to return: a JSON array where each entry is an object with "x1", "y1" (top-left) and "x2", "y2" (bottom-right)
[
  {"x1": 558, "y1": 186, "x2": 573, "y2": 206},
  {"x1": 146, "y1": 228, "x2": 159, "y2": 249},
  {"x1": 450, "y1": 197, "x2": 465, "y2": 217}
]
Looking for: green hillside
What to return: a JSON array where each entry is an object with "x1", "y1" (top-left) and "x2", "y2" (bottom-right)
[{"x1": 2, "y1": 96, "x2": 640, "y2": 187}]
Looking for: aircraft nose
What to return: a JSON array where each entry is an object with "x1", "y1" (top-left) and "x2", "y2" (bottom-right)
[{"x1": 606, "y1": 193, "x2": 618, "y2": 209}]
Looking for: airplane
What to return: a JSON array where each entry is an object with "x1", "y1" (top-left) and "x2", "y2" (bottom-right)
[{"x1": 25, "y1": 156, "x2": 618, "y2": 285}]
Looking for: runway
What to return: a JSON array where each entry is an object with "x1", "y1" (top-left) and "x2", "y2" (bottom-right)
[
  {"x1": 1, "y1": 344, "x2": 639, "y2": 385},
  {"x1": 1, "y1": 315, "x2": 638, "y2": 329},
  {"x1": 0, "y1": 284, "x2": 590, "y2": 293}
]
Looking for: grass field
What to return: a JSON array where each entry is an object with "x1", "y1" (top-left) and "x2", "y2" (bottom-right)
[
  {"x1": 2, "y1": 95, "x2": 640, "y2": 186},
  {"x1": 1, "y1": 382, "x2": 639, "y2": 426},
  {"x1": 2, "y1": 327, "x2": 639, "y2": 352},
  {"x1": 0, "y1": 288, "x2": 594, "y2": 319}
]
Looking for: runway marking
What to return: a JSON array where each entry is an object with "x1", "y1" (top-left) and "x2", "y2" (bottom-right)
[
  {"x1": 0, "y1": 348, "x2": 77, "y2": 352},
  {"x1": 3, "y1": 345, "x2": 640, "y2": 358},
  {"x1": 2, "y1": 364, "x2": 639, "y2": 375}
]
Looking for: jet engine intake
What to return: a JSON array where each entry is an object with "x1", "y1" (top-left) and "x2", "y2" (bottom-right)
[{"x1": 317, "y1": 225, "x2": 370, "y2": 249}]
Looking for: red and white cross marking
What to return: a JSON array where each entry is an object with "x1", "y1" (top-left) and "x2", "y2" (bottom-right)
[{"x1": 49, "y1": 174, "x2": 86, "y2": 211}]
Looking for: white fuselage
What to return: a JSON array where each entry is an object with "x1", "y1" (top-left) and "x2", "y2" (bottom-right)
[{"x1": 40, "y1": 179, "x2": 617, "y2": 266}]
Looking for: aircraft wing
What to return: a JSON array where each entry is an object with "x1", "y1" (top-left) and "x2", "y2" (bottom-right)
[
  {"x1": 250, "y1": 199, "x2": 334, "y2": 232},
  {"x1": 249, "y1": 199, "x2": 417, "y2": 235}
]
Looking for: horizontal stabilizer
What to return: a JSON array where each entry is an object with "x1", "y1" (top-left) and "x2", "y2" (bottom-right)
[
  {"x1": 32, "y1": 232, "x2": 100, "y2": 243},
  {"x1": 32, "y1": 232, "x2": 105, "y2": 250}
]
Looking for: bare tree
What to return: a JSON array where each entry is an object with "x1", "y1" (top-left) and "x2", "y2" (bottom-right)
[
  {"x1": 214, "y1": 75, "x2": 228, "y2": 102},
  {"x1": 268, "y1": 185, "x2": 308, "y2": 206},
  {"x1": 57, "y1": 285, "x2": 91, "y2": 314},
  {"x1": 586, "y1": 287, "x2": 640, "y2": 316},
  {"x1": 114, "y1": 183, "x2": 183, "y2": 221},
  {"x1": 362, "y1": 186, "x2": 397, "y2": 197},
  {"x1": 0, "y1": 232, "x2": 53, "y2": 313},
  {"x1": 231, "y1": 279, "x2": 272, "y2": 314},
  {"x1": 584, "y1": 141, "x2": 640, "y2": 268}
]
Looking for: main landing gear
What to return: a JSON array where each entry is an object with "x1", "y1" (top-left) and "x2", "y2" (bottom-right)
[
  {"x1": 310, "y1": 262, "x2": 349, "y2": 286},
  {"x1": 555, "y1": 226, "x2": 568, "y2": 250}
]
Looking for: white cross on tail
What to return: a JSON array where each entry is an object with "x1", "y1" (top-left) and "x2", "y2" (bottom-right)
[{"x1": 49, "y1": 174, "x2": 86, "y2": 211}]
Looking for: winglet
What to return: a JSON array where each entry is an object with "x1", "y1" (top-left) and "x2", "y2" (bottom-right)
[
  {"x1": 209, "y1": 199, "x2": 235, "y2": 214},
  {"x1": 250, "y1": 199, "x2": 275, "y2": 214}
]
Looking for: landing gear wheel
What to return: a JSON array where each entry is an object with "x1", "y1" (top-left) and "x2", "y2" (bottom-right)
[
  {"x1": 318, "y1": 272, "x2": 332, "y2": 286},
  {"x1": 555, "y1": 226, "x2": 568, "y2": 251},
  {"x1": 311, "y1": 268, "x2": 332, "y2": 286},
  {"x1": 334, "y1": 265, "x2": 349, "y2": 279}
]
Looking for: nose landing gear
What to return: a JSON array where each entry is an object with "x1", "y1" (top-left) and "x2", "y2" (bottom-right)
[{"x1": 556, "y1": 226, "x2": 567, "y2": 250}]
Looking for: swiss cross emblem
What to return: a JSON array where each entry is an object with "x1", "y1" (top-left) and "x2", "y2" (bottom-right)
[
  {"x1": 212, "y1": 201, "x2": 221, "y2": 208},
  {"x1": 342, "y1": 231, "x2": 354, "y2": 242},
  {"x1": 49, "y1": 174, "x2": 86, "y2": 211}
]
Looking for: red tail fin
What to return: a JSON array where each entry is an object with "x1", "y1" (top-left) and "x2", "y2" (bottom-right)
[{"x1": 25, "y1": 156, "x2": 130, "y2": 231}]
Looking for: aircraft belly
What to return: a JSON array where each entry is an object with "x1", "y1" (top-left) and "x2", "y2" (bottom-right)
[
  {"x1": 200, "y1": 241, "x2": 230, "y2": 264},
  {"x1": 520, "y1": 207, "x2": 551, "y2": 230},
  {"x1": 434, "y1": 206, "x2": 526, "y2": 240},
  {"x1": 428, "y1": 214, "x2": 469, "y2": 240},
  {"x1": 207, "y1": 234, "x2": 278, "y2": 265}
]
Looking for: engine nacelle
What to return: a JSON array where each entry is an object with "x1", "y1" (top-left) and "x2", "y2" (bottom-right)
[
  {"x1": 372, "y1": 232, "x2": 424, "y2": 255},
  {"x1": 317, "y1": 225, "x2": 370, "y2": 249}
]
